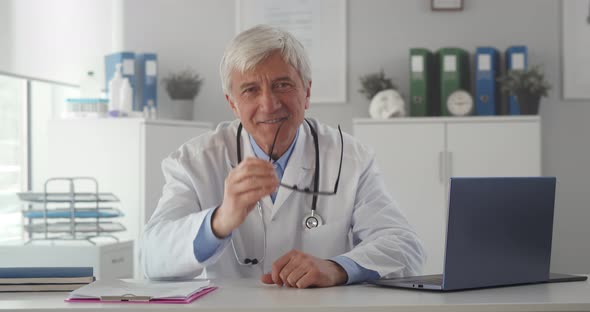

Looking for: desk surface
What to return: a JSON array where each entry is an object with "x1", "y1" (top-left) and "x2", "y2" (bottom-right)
[{"x1": 1, "y1": 278, "x2": 590, "y2": 312}]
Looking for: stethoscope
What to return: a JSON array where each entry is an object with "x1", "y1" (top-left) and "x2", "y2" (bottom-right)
[
  {"x1": 236, "y1": 118, "x2": 325, "y2": 229},
  {"x1": 230, "y1": 119, "x2": 325, "y2": 266}
]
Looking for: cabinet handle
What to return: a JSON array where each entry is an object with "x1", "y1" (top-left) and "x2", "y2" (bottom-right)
[
  {"x1": 438, "y1": 151, "x2": 444, "y2": 184},
  {"x1": 447, "y1": 151, "x2": 453, "y2": 179},
  {"x1": 112, "y1": 257, "x2": 125, "y2": 264}
]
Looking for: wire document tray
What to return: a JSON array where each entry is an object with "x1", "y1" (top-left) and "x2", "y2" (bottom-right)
[
  {"x1": 23, "y1": 208, "x2": 123, "y2": 219},
  {"x1": 25, "y1": 221, "x2": 126, "y2": 233},
  {"x1": 18, "y1": 177, "x2": 126, "y2": 244},
  {"x1": 18, "y1": 193, "x2": 120, "y2": 203}
]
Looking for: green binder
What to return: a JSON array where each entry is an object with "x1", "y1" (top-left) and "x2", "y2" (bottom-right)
[
  {"x1": 409, "y1": 48, "x2": 439, "y2": 116},
  {"x1": 437, "y1": 48, "x2": 470, "y2": 116}
]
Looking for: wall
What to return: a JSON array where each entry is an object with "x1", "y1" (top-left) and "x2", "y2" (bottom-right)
[
  {"x1": 0, "y1": 0, "x2": 117, "y2": 85},
  {"x1": 120, "y1": 0, "x2": 236, "y2": 120},
  {"x1": 0, "y1": 1, "x2": 13, "y2": 73}
]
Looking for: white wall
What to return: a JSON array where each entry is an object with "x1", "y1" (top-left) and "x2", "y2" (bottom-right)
[
  {"x1": 0, "y1": 0, "x2": 118, "y2": 85},
  {"x1": 120, "y1": 0, "x2": 235, "y2": 120},
  {"x1": 0, "y1": 1, "x2": 14, "y2": 73}
]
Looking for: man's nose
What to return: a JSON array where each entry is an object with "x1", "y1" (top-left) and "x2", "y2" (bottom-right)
[{"x1": 259, "y1": 88, "x2": 281, "y2": 112}]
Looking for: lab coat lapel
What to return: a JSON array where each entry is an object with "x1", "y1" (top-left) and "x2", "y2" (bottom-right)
[{"x1": 272, "y1": 123, "x2": 314, "y2": 219}]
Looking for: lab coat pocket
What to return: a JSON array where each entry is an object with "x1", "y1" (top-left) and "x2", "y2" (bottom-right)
[{"x1": 301, "y1": 219, "x2": 349, "y2": 259}]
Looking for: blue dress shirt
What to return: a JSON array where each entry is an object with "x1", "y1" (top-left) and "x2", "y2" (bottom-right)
[{"x1": 193, "y1": 128, "x2": 380, "y2": 284}]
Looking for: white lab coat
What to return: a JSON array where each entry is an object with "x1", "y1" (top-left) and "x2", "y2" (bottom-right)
[{"x1": 141, "y1": 118, "x2": 425, "y2": 280}]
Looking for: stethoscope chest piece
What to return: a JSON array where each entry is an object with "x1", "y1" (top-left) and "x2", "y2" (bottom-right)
[{"x1": 303, "y1": 211, "x2": 324, "y2": 229}]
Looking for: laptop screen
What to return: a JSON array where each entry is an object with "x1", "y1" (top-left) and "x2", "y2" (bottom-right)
[{"x1": 442, "y1": 177, "x2": 556, "y2": 290}]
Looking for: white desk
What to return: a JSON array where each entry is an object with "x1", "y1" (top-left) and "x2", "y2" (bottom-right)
[{"x1": 1, "y1": 278, "x2": 590, "y2": 312}]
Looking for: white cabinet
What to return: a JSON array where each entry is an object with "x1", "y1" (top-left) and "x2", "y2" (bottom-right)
[
  {"x1": 353, "y1": 116, "x2": 541, "y2": 275},
  {"x1": 38, "y1": 119, "x2": 213, "y2": 277}
]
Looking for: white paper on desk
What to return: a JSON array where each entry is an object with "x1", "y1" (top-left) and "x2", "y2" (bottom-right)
[{"x1": 69, "y1": 279, "x2": 211, "y2": 299}]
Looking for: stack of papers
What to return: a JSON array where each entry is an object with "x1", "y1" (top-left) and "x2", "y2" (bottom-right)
[
  {"x1": 67, "y1": 279, "x2": 216, "y2": 304},
  {"x1": 0, "y1": 267, "x2": 94, "y2": 292}
]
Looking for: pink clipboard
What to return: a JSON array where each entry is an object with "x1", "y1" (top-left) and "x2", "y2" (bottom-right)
[{"x1": 65, "y1": 286, "x2": 218, "y2": 304}]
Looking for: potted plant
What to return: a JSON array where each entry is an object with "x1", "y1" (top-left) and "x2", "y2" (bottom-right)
[
  {"x1": 497, "y1": 65, "x2": 550, "y2": 115},
  {"x1": 161, "y1": 69, "x2": 204, "y2": 120},
  {"x1": 359, "y1": 69, "x2": 405, "y2": 118},
  {"x1": 358, "y1": 69, "x2": 397, "y2": 101}
]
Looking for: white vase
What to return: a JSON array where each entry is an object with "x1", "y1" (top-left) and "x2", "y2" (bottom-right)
[{"x1": 169, "y1": 99, "x2": 195, "y2": 120}]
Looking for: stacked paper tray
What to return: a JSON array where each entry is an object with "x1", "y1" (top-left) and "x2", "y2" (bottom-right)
[
  {"x1": 23, "y1": 208, "x2": 124, "y2": 219},
  {"x1": 17, "y1": 192, "x2": 119, "y2": 203},
  {"x1": 24, "y1": 222, "x2": 126, "y2": 234}
]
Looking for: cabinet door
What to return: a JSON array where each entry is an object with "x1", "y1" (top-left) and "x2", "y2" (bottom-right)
[
  {"x1": 446, "y1": 121, "x2": 541, "y2": 177},
  {"x1": 354, "y1": 122, "x2": 447, "y2": 274},
  {"x1": 143, "y1": 123, "x2": 211, "y2": 225}
]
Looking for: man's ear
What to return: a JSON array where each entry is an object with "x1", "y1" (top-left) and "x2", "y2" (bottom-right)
[
  {"x1": 226, "y1": 94, "x2": 240, "y2": 118},
  {"x1": 304, "y1": 80, "x2": 312, "y2": 110}
]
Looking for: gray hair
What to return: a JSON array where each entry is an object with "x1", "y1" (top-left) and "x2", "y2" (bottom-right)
[{"x1": 219, "y1": 24, "x2": 311, "y2": 97}]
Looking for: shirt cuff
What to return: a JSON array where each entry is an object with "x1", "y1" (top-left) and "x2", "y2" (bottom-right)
[
  {"x1": 330, "y1": 255, "x2": 381, "y2": 285},
  {"x1": 193, "y1": 207, "x2": 230, "y2": 262}
]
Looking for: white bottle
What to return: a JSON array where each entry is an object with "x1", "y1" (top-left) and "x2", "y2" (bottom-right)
[
  {"x1": 119, "y1": 77, "x2": 133, "y2": 117},
  {"x1": 145, "y1": 100, "x2": 157, "y2": 119},
  {"x1": 80, "y1": 70, "x2": 102, "y2": 98},
  {"x1": 108, "y1": 64, "x2": 124, "y2": 117}
]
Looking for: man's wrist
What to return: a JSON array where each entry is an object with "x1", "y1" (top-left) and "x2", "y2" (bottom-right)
[
  {"x1": 211, "y1": 207, "x2": 231, "y2": 238},
  {"x1": 327, "y1": 260, "x2": 348, "y2": 286}
]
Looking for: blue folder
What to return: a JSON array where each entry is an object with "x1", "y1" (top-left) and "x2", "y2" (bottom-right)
[
  {"x1": 505, "y1": 46, "x2": 528, "y2": 115},
  {"x1": 0, "y1": 267, "x2": 93, "y2": 278},
  {"x1": 475, "y1": 47, "x2": 500, "y2": 115},
  {"x1": 135, "y1": 53, "x2": 158, "y2": 112}
]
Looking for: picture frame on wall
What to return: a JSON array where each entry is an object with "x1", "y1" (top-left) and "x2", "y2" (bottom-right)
[
  {"x1": 562, "y1": 0, "x2": 590, "y2": 99},
  {"x1": 431, "y1": 0, "x2": 464, "y2": 11},
  {"x1": 236, "y1": 0, "x2": 347, "y2": 104}
]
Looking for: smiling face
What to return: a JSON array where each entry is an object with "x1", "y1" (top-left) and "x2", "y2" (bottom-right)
[{"x1": 226, "y1": 51, "x2": 311, "y2": 158}]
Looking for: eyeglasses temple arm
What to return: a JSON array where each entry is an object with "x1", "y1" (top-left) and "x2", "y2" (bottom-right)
[{"x1": 333, "y1": 125, "x2": 344, "y2": 193}]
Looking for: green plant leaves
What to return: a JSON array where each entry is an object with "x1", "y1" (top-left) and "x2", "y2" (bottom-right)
[{"x1": 497, "y1": 65, "x2": 550, "y2": 97}]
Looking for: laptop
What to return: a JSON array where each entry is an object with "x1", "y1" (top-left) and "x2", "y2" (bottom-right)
[{"x1": 372, "y1": 177, "x2": 587, "y2": 291}]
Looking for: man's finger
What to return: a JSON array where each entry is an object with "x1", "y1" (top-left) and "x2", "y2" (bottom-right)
[
  {"x1": 286, "y1": 266, "x2": 308, "y2": 288},
  {"x1": 260, "y1": 273, "x2": 274, "y2": 284},
  {"x1": 295, "y1": 271, "x2": 317, "y2": 289},
  {"x1": 271, "y1": 252, "x2": 295, "y2": 286}
]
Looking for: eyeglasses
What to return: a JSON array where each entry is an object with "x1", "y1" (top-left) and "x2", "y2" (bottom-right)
[{"x1": 267, "y1": 121, "x2": 343, "y2": 196}]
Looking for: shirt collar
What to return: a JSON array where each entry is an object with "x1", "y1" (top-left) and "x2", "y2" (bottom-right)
[{"x1": 248, "y1": 127, "x2": 299, "y2": 171}]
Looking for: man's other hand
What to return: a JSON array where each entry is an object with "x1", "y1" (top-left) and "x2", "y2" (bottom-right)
[{"x1": 260, "y1": 249, "x2": 348, "y2": 288}]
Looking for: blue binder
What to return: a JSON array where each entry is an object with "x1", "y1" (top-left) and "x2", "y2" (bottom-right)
[
  {"x1": 505, "y1": 46, "x2": 528, "y2": 115},
  {"x1": 0, "y1": 267, "x2": 93, "y2": 278},
  {"x1": 475, "y1": 47, "x2": 500, "y2": 115},
  {"x1": 105, "y1": 52, "x2": 136, "y2": 109},
  {"x1": 135, "y1": 53, "x2": 158, "y2": 112}
]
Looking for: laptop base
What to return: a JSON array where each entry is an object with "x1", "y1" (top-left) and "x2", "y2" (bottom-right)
[{"x1": 370, "y1": 272, "x2": 587, "y2": 292}]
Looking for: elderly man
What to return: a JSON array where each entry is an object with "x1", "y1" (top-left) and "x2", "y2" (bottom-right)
[{"x1": 142, "y1": 24, "x2": 424, "y2": 288}]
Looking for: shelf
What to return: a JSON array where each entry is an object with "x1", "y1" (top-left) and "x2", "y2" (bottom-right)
[
  {"x1": 24, "y1": 221, "x2": 126, "y2": 234},
  {"x1": 23, "y1": 208, "x2": 124, "y2": 219},
  {"x1": 17, "y1": 192, "x2": 119, "y2": 203},
  {"x1": 353, "y1": 116, "x2": 541, "y2": 125}
]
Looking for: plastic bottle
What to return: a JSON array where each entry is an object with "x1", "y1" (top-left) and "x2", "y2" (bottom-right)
[
  {"x1": 148, "y1": 99, "x2": 157, "y2": 119},
  {"x1": 108, "y1": 64, "x2": 124, "y2": 117},
  {"x1": 80, "y1": 70, "x2": 102, "y2": 98},
  {"x1": 119, "y1": 77, "x2": 133, "y2": 117}
]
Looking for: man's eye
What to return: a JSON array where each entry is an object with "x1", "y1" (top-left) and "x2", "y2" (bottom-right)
[
  {"x1": 275, "y1": 82, "x2": 291, "y2": 89},
  {"x1": 243, "y1": 87, "x2": 256, "y2": 94}
]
